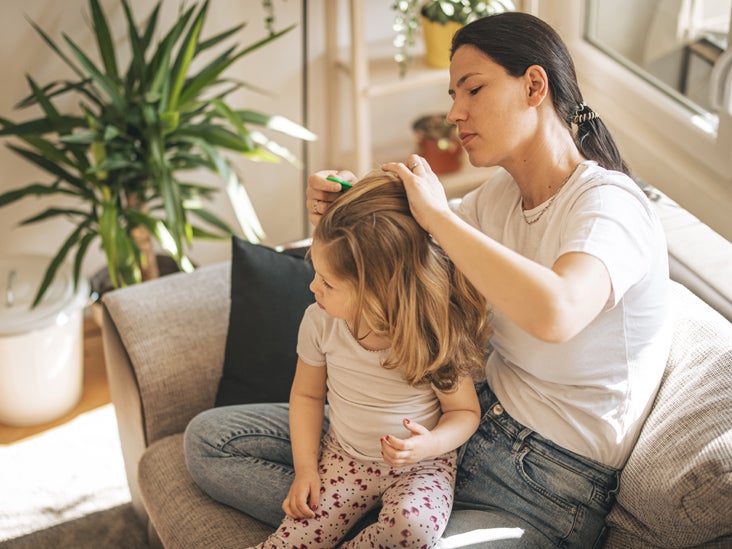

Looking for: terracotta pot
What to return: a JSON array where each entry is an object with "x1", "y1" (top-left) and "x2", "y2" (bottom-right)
[{"x1": 412, "y1": 114, "x2": 462, "y2": 175}]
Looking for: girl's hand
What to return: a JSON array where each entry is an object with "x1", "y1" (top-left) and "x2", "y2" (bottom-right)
[
  {"x1": 306, "y1": 169, "x2": 356, "y2": 226},
  {"x1": 382, "y1": 154, "x2": 451, "y2": 235},
  {"x1": 380, "y1": 418, "x2": 436, "y2": 466},
  {"x1": 281, "y1": 469, "x2": 321, "y2": 519}
]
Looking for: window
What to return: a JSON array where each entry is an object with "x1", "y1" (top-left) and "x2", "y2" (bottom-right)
[
  {"x1": 532, "y1": 0, "x2": 732, "y2": 241},
  {"x1": 585, "y1": 0, "x2": 730, "y2": 135}
]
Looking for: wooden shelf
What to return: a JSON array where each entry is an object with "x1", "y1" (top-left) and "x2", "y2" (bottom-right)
[{"x1": 335, "y1": 38, "x2": 450, "y2": 97}]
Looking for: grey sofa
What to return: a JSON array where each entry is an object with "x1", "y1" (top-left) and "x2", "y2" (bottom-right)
[{"x1": 101, "y1": 191, "x2": 732, "y2": 548}]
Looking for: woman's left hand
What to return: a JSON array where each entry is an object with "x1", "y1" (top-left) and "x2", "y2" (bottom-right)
[
  {"x1": 382, "y1": 154, "x2": 452, "y2": 235},
  {"x1": 306, "y1": 169, "x2": 356, "y2": 226}
]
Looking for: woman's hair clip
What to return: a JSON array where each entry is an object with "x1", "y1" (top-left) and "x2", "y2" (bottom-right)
[{"x1": 572, "y1": 103, "x2": 599, "y2": 125}]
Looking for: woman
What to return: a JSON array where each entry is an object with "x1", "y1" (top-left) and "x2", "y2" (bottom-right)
[{"x1": 186, "y1": 12, "x2": 671, "y2": 547}]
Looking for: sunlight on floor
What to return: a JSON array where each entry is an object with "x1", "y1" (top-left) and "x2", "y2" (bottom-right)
[
  {"x1": 440, "y1": 526, "x2": 525, "y2": 547},
  {"x1": 0, "y1": 403, "x2": 130, "y2": 542}
]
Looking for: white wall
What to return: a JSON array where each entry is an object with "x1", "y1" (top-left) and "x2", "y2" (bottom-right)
[{"x1": 0, "y1": 0, "x2": 321, "y2": 275}]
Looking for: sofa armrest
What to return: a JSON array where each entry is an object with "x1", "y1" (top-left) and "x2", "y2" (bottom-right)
[
  {"x1": 102, "y1": 262, "x2": 231, "y2": 444},
  {"x1": 101, "y1": 305, "x2": 148, "y2": 524}
]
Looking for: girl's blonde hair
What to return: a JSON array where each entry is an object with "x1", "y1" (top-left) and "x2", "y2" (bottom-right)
[{"x1": 313, "y1": 170, "x2": 490, "y2": 390}]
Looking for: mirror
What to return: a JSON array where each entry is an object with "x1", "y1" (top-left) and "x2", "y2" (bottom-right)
[{"x1": 585, "y1": 0, "x2": 730, "y2": 129}]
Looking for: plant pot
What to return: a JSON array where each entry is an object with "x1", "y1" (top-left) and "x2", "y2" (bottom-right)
[
  {"x1": 0, "y1": 255, "x2": 89, "y2": 426},
  {"x1": 421, "y1": 17, "x2": 462, "y2": 69},
  {"x1": 413, "y1": 114, "x2": 463, "y2": 175}
]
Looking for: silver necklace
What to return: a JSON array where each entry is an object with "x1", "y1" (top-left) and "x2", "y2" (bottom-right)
[{"x1": 521, "y1": 164, "x2": 580, "y2": 225}]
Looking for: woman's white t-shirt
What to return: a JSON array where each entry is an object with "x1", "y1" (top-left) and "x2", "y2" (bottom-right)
[{"x1": 456, "y1": 161, "x2": 671, "y2": 468}]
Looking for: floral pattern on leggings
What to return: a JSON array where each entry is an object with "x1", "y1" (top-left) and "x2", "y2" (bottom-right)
[{"x1": 253, "y1": 433, "x2": 457, "y2": 548}]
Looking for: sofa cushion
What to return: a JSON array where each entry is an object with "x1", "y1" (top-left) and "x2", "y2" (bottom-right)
[
  {"x1": 139, "y1": 434, "x2": 274, "y2": 547},
  {"x1": 215, "y1": 237, "x2": 314, "y2": 406},
  {"x1": 604, "y1": 281, "x2": 732, "y2": 547}
]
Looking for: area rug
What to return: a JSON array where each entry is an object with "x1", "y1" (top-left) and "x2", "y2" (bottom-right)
[{"x1": 0, "y1": 404, "x2": 148, "y2": 547}]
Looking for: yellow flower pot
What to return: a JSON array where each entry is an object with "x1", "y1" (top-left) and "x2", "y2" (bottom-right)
[{"x1": 421, "y1": 18, "x2": 463, "y2": 69}]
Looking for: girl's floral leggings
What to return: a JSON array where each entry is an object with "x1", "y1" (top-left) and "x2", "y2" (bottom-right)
[{"x1": 254, "y1": 432, "x2": 457, "y2": 548}]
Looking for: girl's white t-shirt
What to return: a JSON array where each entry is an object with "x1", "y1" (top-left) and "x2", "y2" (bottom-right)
[
  {"x1": 456, "y1": 161, "x2": 671, "y2": 468},
  {"x1": 297, "y1": 303, "x2": 442, "y2": 462}
]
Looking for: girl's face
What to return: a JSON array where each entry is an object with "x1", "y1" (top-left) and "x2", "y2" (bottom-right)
[
  {"x1": 309, "y1": 239, "x2": 357, "y2": 323},
  {"x1": 447, "y1": 45, "x2": 531, "y2": 167}
]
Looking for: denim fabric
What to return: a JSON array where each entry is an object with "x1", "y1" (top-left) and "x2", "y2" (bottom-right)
[
  {"x1": 184, "y1": 384, "x2": 619, "y2": 547},
  {"x1": 184, "y1": 403, "x2": 329, "y2": 527},
  {"x1": 444, "y1": 382, "x2": 620, "y2": 548}
]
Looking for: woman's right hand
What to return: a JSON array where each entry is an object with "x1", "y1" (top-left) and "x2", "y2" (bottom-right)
[
  {"x1": 282, "y1": 469, "x2": 321, "y2": 519},
  {"x1": 382, "y1": 154, "x2": 452, "y2": 235},
  {"x1": 307, "y1": 169, "x2": 356, "y2": 226}
]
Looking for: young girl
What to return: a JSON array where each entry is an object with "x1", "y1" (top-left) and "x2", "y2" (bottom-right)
[{"x1": 253, "y1": 171, "x2": 490, "y2": 548}]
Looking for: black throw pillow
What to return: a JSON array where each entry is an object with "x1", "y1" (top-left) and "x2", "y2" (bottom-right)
[{"x1": 215, "y1": 237, "x2": 314, "y2": 406}]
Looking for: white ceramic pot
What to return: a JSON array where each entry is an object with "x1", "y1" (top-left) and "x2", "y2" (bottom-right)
[{"x1": 0, "y1": 255, "x2": 89, "y2": 426}]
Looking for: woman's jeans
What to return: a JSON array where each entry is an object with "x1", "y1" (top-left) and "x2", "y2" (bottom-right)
[{"x1": 184, "y1": 382, "x2": 620, "y2": 548}]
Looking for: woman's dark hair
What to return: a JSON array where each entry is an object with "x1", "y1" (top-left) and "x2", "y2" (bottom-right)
[{"x1": 451, "y1": 12, "x2": 629, "y2": 174}]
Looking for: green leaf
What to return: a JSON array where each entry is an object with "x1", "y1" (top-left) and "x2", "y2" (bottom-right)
[
  {"x1": 32, "y1": 220, "x2": 91, "y2": 307},
  {"x1": 197, "y1": 23, "x2": 245, "y2": 53},
  {"x1": 147, "y1": 3, "x2": 196, "y2": 98},
  {"x1": 7, "y1": 131, "x2": 84, "y2": 173},
  {"x1": 26, "y1": 17, "x2": 85, "y2": 79},
  {"x1": 26, "y1": 76, "x2": 62, "y2": 126},
  {"x1": 0, "y1": 183, "x2": 79, "y2": 207},
  {"x1": 98, "y1": 200, "x2": 121, "y2": 288},
  {"x1": 238, "y1": 109, "x2": 317, "y2": 141},
  {"x1": 0, "y1": 115, "x2": 85, "y2": 137},
  {"x1": 120, "y1": 0, "x2": 144, "y2": 91},
  {"x1": 248, "y1": 131, "x2": 298, "y2": 166},
  {"x1": 148, "y1": 39, "x2": 173, "y2": 102},
  {"x1": 90, "y1": 0, "x2": 119, "y2": 78},
  {"x1": 16, "y1": 79, "x2": 104, "y2": 111},
  {"x1": 178, "y1": 24, "x2": 295, "y2": 109},
  {"x1": 176, "y1": 125, "x2": 256, "y2": 152},
  {"x1": 194, "y1": 139, "x2": 265, "y2": 242},
  {"x1": 62, "y1": 34, "x2": 125, "y2": 110},
  {"x1": 73, "y1": 231, "x2": 97, "y2": 291},
  {"x1": 6, "y1": 144, "x2": 89, "y2": 192},
  {"x1": 60, "y1": 130, "x2": 99, "y2": 144},
  {"x1": 20, "y1": 207, "x2": 89, "y2": 225},
  {"x1": 160, "y1": 111, "x2": 180, "y2": 133},
  {"x1": 189, "y1": 224, "x2": 230, "y2": 240},
  {"x1": 139, "y1": 1, "x2": 161, "y2": 53},
  {"x1": 150, "y1": 135, "x2": 187, "y2": 259},
  {"x1": 176, "y1": 46, "x2": 237, "y2": 108},
  {"x1": 188, "y1": 207, "x2": 235, "y2": 235},
  {"x1": 168, "y1": 0, "x2": 207, "y2": 111}
]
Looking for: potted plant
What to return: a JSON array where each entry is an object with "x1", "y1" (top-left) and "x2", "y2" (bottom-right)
[
  {"x1": 392, "y1": 0, "x2": 516, "y2": 74},
  {"x1": 412, "y1": 113, "x2": 462, "y2": 174},
  {"x1": 0, "y1": 0, "x2": 315, "y2": 306}
]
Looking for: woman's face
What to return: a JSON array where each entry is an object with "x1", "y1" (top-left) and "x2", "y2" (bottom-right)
[{"x1": 447, "y1": 45, "x2": 531, "y2": 167}]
